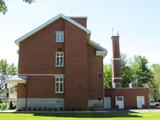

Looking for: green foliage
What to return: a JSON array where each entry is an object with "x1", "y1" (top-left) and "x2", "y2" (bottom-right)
[
  {"x1": 131, "y1": 56, "x2": 153, "y2": 87},
  {"x1": 0, "y1": 59, "x2": 17, "y2": 89},
  {"x1": 121, "y1": 54, "x2": 133, "y2": 87},
  {"x1": 148, "y1": 64, "x2": 160, "y2": 101},
  {"x1": 0, "y1": 102, "x2": 7, "y2": 110},
  {"x1": 7, "y1": 64, "x2": 17, "y2": 75},
  {"x1": 0, "y1": 0, "x2": 7, "y2": 14},
  {"x1": 103, "y1": 64, "x2": 112, "y2": 88},
  {"x1": 103, "y1": 54, "x2": 153, "y2": 88},
  {"x1": 0, "y1": 0, "x2": 34, "y2": 14}
]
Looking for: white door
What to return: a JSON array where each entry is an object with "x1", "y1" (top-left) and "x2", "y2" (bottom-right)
[
  {"x1": 115, "y1": 96, "x2": 124, "y2": 109},
  {"x1": 137, "y1": 96, "x2": 144, "y2": 108},
  {"x1": 104, "y1": 97, "x2": 111, "y2": 108}
]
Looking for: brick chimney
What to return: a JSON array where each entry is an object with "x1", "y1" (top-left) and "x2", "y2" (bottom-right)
[
  {"x1": 70, "y1": 17, "x2": 87, "y2": 27},
  {"x1": 111, "y1": 35, "x2": 122, "y2": 88}
]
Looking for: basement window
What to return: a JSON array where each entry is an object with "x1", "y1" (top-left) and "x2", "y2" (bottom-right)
[
  {"x1": 56, "y1": 31, "x2": 64, "y2": 42},
  {"x1": 55, "y1": 76, "x2": 64, "y2": 94}
]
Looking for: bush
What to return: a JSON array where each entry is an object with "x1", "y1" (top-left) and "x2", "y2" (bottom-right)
[
  {"x1": 43, "y1": 107, "x2": 47, "y2": 111},
  {"x1": 53, "y1": 107, "x2": 57, "y2": 111},
  {"x1": 9, "y1": 101, "x2": 14, "y2": 110},
  {"x1": 33, "y1": 107, "x2": 37, "y2": 111},
  {"x1": 59, "y1": 107, "x2": 64, "y2": 111},
  {"x1": 0, "y1": 102, "x2": 7, "y2": 110},
  {"x1": 22, "y1": 107, "x2": 26, "y2": 111},
  {"x1": 48, "y1": 107, "x2": 52, "y2": 111},
  {"x1": 27, "y1": 107, "x2": 31, "y2": 111},
  {"x1": 38, "y1": 107, "x2": 42, "y2": 111}
]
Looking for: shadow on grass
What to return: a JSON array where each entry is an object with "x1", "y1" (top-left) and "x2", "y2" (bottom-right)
[{"x1": 33, "y1": 112, "x2": 142, "y2": 118}]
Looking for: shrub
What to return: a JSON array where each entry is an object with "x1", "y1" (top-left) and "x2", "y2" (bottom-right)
[
  {"x1": 43, "y1": 107, "x2": 47, "y2": 111},
  {"x1": 48, "y1": 107, "x2": 52, "y2": 111},
  {"x1": 33, "y1": 107, "x2": 37, "y2": 111},
  {"x1": 0, "y1": 102, "x2": 7, "y2": 110},
  {"x1": 59, "y1": 107, "x2": 63, "y2": 111},
  {"x1": 53, "y1": 107, "x2": 57, "y2": 111},
  {"x1": 38, "y1": 107, "x2": 42, "y2": 111},
  {"x1": 27, "y1": 107, "x2": 31, "y2": 111}
]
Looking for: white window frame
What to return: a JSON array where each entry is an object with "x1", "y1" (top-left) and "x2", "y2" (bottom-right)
[
  {"x1": 55, "y1": 31, "x2": 64, "y2": 42},
  {"x1": 55, "y1": 52, "x2": 64, "y2": 67},
  {"x1": 55, "y1": 76, "x2": 64, "y2": 94}
]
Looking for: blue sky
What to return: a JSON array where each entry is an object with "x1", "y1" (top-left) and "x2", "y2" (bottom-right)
[{"x1": 0, "y1": 0, "x2": 160, "y2": 65}]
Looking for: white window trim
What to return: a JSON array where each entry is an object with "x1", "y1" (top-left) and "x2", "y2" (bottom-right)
[
  {"x1": 55, "y1": 31, "x2": 64, "y2": 42},
  {"x1": 55, "y1": 52, "x2": 64, "y2": 67},
  {"x1": 55, "y1": 75, "x2": 64, "y2": 94}
]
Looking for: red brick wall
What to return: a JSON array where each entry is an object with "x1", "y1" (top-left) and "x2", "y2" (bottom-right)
[
  {"x1": 64, "y1": 20, "x2": 88, "y2": 108},
  {"x1": 88, "y1": 45, "x2": 104, "y2": 99},
  {"x1": 105, "y1": 88, "x2": 149, "y2": 109},
  {"x1": 112, "y1": 36, "x2": 120, "y2": 58},
  {"x1": 17, "y1": 17, "x2": 104, "y2": 108},
  {"x1": 17, "y1": 83, "x2": 26, "y2": 98},
  {"x1": 112, "y1": 36, "x2": 122, "y2": 84},
  {"x1": 18, "y1": 19, "x2": 65, "y2": 98},
  {"x1": 19, "y1": 18, "x2": 65, "y2": 74},
  {"x1": 17, "y1": 76, "x2": 64, "y2": 98}
]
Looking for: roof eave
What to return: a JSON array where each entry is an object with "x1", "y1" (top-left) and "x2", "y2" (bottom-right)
[{"x1": 88, "y1": 40, "x2": 108, "y2": 57}]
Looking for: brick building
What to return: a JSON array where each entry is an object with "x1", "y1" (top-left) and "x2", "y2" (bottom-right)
[
  {"x1": 12, "y1": 14, "x2": 107, "y2": 110},
  {"x1": 6, "y1": 14, "x2": 149, "y2": 110}
]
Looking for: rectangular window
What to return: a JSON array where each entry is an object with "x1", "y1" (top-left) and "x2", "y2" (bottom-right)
[
  {"x1": 116, "y1": 96, "x2": 123, "y2": 101},
  {"x1": 56, "y1": 52, "x2": 64, "y2": 67},
  {"x1": 56, "y1": 31, "x2": 64, "y2": 42},
  {"x1": 55, "y1": 76, "x2": 64, "y2": 93}
]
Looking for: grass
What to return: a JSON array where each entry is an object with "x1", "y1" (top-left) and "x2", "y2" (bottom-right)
[{"x1": 0, "y1": 112, "x2": 159, "y2": 120}]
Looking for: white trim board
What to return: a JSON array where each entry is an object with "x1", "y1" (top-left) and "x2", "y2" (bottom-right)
[
  {"x1": 112, "y1": 77, "x2": 122, "y2": 80},
  {"x1": 88, "y1": 40, "x2": 107, "y2": 57},
  {"x1": 18, "y1": 74, "x2": 64, "y2": 77}
]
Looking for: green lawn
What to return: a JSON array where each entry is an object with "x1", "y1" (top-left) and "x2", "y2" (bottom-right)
[{"x1": 0, "y1": 112, "x2": 159, "y2": 120}]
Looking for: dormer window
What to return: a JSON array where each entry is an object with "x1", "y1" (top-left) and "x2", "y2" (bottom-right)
[{"x1": 56, "y1": 31, "x2": 64, "y2": 42}]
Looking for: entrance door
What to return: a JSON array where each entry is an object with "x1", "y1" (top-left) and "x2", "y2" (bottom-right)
[
  {"x1": 104, "y1": 97, "x2": 111, "y2": 108},
  {"x1": 115, "y1": 96, "x2": 124, "y2": 109},
  {"x1": 137, "y1": 96, "x2": 144, "y2": 108}
]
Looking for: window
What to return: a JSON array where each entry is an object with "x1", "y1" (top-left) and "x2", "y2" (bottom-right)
[
  {"x1": 55, "y1": 76, "x2": 64, "y2": 93},
  {"x1": 116, "y1": 96, "x2": 123, "y2": 101},
  {"x1": 56, "y1": 31, "x2": 64, "y2": 42},
  {"x1": 56, "y1": 52, "x2": 64, "y2": 67}
]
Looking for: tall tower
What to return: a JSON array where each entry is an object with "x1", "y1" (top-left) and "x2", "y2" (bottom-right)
[{"x1": 111, "y1": 35, "x2": 122, "y2": 88}]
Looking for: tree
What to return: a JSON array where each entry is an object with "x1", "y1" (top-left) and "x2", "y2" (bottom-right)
[
  {"x1": 0, "y1": 59, "x2": 17, "y2": 89},
  {"x1": 0, "y1": 0, "x2": 34, "y2": 14},
  {"x1": 103, "y1": 64, "x2": 112, "y2": 88},
  {"x1": 148, "y1": 64, "x2": 160, "y2": 101},
  {"x1": 131, "y1": 56, "x2": 153, "y2": 87},
  {"x1": 103, "y1": 54, "x2": 153, "y2": 88},
  {"x1": 0, "y1": 59, "x2": 8, "y2": 89},
  {"x1": 120, "y1": 54, "x2": 133, "y2": 87}
]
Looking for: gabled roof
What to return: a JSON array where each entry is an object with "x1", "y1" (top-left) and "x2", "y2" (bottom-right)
[
  {"x1": 15, "y1": 14, "x2": 91, "y2": 45},
  {"x1": 15, "y1": 14, "x2": 107, "y2": 57}
]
